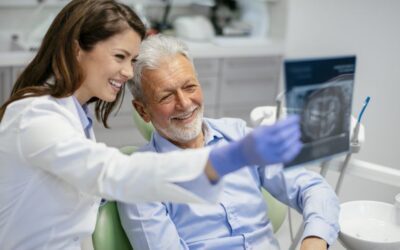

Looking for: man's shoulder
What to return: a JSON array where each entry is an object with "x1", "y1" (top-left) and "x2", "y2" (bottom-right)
[
  {"x1": 205, "y1": 117, "x2": 247, "y2": 126},
  {"x1": 204, "y1": 117, "x2": 248, "y2": 140}
]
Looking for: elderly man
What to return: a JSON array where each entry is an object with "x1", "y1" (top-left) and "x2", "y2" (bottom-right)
[{"x1": 118, "y1": 35, "x2": 340, "y2": 250}]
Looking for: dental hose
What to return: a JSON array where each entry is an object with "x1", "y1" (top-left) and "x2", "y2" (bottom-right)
[{"x1": 335, "y1": 96, "x2": 370, "y2": 195}]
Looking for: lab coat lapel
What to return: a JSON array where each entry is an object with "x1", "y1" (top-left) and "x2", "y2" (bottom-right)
[
  {"x1": 87, "y1": 126, "x2": 96, "y2": 142},
  {"x1": 54, "y1": 96, "x2": 92, "y2": 139}
]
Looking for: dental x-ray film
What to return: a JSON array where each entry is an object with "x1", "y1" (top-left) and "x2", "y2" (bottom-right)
[{"x1": 284, "y1": 56, "x2": 356, "y2": 167}]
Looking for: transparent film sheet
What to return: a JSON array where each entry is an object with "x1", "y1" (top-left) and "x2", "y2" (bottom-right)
[{"x1": 284, "y1": 56, "x2": 356, "y2": 167}]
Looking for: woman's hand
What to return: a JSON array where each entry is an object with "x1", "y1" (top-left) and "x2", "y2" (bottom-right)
[{"x1": 208, "y1": 115, "x2": 302, "y2": 178}]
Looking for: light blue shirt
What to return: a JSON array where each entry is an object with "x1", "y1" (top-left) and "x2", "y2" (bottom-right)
[
  {"x1": 118, "y1": 118, "x2": 340, "y2": 250},
  {"x1": 71, "y1": 96, "x2": 92, "y2": 139}
]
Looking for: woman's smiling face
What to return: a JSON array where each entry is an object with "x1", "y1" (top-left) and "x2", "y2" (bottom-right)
[{"x1": 74, "y1": 29, "x2": 141, "y2": 104}]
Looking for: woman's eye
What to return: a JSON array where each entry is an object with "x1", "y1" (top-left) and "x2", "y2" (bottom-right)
[{"x1": 115, "y1": 54, "x2": 125, "y2": 60}]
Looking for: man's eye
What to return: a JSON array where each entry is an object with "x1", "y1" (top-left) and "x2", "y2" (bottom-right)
[
  {"x1": 115, "y1": 54, "x2": 125, "y2": 60},
  {"x1": 160, "y1": 94, "x2": 172, "y2": 102},
  {"x1": 185, "y1": 85, "x2": 197, "y2": 91}
]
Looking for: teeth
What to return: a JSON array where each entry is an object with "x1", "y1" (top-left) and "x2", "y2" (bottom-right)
[
  {"x1": 172, "y1": 108, "x2": 196, "y2": 120},
  {"x1": 175, "y1": 114, "x2": 191, "y2": 120},
  {"x1": 109, "y1": 80, "x2": 123, "y2": 88}
]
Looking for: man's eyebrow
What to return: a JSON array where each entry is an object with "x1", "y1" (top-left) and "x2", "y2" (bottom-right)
[{"x1": 185, "y1": 78, "x2": 198, "y2": 84}]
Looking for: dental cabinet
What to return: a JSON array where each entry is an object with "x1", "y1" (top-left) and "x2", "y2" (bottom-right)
[
  {"x1": 0, "y1": 65, "x2": 24, "y2": 106},
  {"x1": 0, "y1": 67, "x2": 11, "y2": 104}
]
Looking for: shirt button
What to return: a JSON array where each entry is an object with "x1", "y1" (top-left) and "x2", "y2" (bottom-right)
[{"x1": 73, "y1": 236, "x2": 80, "y2": 242}]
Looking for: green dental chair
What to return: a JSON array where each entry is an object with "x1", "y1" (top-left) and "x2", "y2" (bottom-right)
[{"x1": 92, "y1": 110, "x2": 287, "y2": 250}]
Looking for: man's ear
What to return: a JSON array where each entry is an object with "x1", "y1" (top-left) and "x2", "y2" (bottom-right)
[{"x1": 133, "y1": 100, "x2": 151, "y2": 123}]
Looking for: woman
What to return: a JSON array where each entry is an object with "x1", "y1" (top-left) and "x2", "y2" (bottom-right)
[{"x1": 0, "y1": 0, "x2": 301, "y2": 249}]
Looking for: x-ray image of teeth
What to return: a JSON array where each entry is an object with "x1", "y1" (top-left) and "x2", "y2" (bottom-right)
[
  {"x1": 287, "y1": 75, "x2": 353, "y2": 144},
  {"x1": 284, "y1": 56, "x2": 356, "y2": 167},
  {"x1": 303, "y1": 92, "x2": 341, "y2": 140}
]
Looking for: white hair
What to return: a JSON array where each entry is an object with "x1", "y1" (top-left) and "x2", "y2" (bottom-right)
[{"x1": 128, "y1": 34, "x2": 194, "y2": 102}]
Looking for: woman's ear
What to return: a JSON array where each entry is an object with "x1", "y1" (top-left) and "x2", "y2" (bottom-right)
[
  {"x1": 133, "y1": 100, "x2": 151, "y2": 123},
  {"x1": 74, "y1": 40, "x2": 83, "y2": 62}
]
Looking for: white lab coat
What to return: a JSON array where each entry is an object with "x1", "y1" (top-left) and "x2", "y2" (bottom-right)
[{"x1": 0, "y1": 95, "x2": 220, "y2": 250}]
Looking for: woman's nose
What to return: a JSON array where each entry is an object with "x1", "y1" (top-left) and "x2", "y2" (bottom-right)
[{"x1": 121, "y1": 62, "x2": 134, "y2": 79}]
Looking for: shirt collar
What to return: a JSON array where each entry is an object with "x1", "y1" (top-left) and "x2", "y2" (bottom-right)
[
  {"x1": 203, "y1": 118, "x2": 224, "y2": 145},
  {"x1": 152, "y1": 119, "x2": 224, "y2": 153},
  {"x1": 71, "y1": 95, "x2": 93, "y2": 134}
]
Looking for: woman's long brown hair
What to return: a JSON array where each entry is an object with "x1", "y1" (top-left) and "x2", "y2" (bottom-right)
[{"x1": 0, "y1": 0, "x2": 145, "y2": 127}]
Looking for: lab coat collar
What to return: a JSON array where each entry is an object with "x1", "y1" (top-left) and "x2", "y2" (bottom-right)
[{"x1": 54, "y1": 96, "x2": 96, "y2": 140}]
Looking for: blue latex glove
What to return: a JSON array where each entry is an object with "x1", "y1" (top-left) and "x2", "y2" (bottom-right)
[{"x1": 209, "y1": 115, "x2": 302, "y2": 177}]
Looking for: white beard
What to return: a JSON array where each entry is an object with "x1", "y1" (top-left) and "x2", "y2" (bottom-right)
[{"x1": 156, "y1": 105, "x2": 204, "y2": 143}]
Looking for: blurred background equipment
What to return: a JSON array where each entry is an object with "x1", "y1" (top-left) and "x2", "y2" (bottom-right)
[
  {"x1": 211, "y1": 0, "x2": 269, "y2": 37},
  {"x1": 173, "y1": 15, "x2": 215, "y2": 41}
]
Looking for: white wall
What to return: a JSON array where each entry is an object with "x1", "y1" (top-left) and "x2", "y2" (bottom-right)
[{"x1": 284, "y1": 0, "x2": 400, "y2": 171}]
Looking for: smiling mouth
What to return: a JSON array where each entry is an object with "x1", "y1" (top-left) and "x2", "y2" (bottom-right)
[
  {"x1": 109, "y1": 79, "x2": 124, "y2": 91},
  {"x1": 171, "y1": 107, "x2": 198, "y2": 122}
]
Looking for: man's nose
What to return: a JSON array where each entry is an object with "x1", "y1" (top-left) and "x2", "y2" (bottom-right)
[{"x1": 176, "y1": 90, "x2": 191, "y2": 109}]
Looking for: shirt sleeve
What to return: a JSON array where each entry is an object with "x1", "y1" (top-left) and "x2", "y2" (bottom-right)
[
  {"x1": 16, "y1": 99, "x2": 220, "y2": 204},
  {"x1": 258, "y1": 165, "x2": 340, "y2": 246},
  {"x1": 117, "y1": 201, "x2": 190, "y2": 250}
]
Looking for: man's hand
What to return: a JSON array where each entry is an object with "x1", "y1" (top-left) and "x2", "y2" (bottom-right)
[{"x1": 300, "y1": 236, "x2": 328, "y2": 250}]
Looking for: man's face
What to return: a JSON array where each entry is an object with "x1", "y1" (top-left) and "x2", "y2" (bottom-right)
[{"x1": 135, "y1": 54, "x2": 204, "y2": 144}]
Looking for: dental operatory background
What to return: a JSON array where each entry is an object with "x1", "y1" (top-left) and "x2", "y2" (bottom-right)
[{"x1": 0, "y1": 0, "x2": 399, "y2": 249}]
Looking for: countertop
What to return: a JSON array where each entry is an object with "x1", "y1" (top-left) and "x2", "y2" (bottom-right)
[{"x1": 0, "y1": 38, "x2": 285, "y2": 67}]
